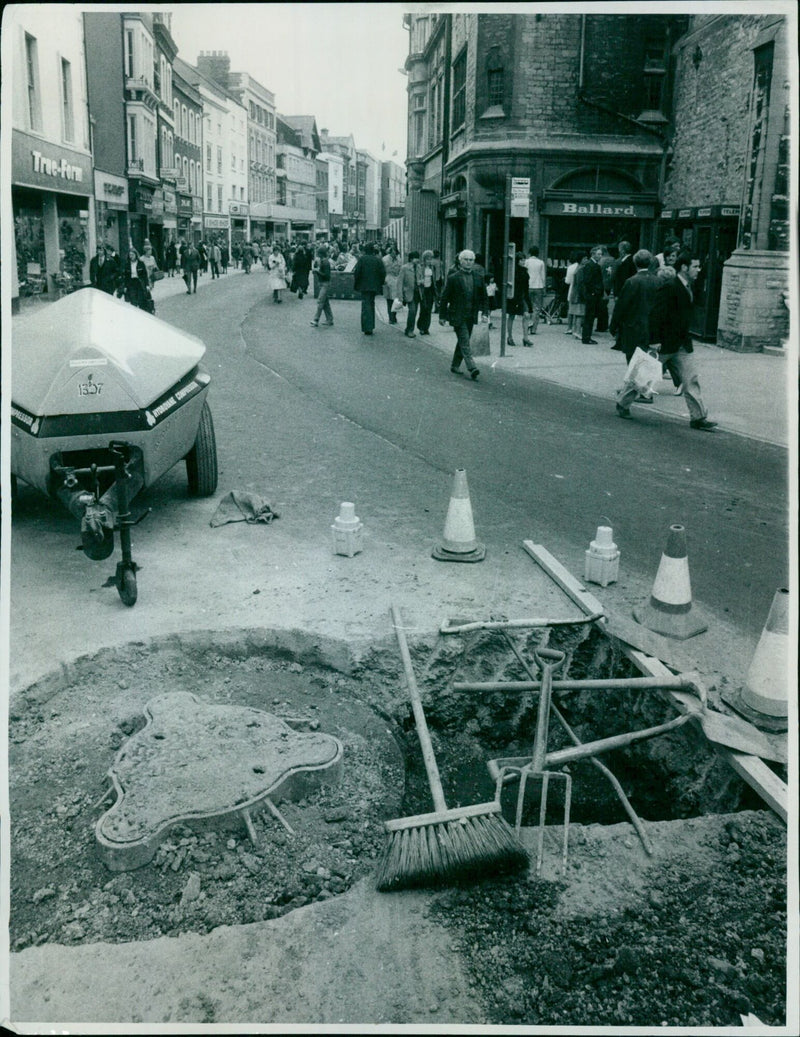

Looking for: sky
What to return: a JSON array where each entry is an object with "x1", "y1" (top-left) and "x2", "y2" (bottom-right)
[{"x1": 168, "y1": 3, "x2": 410, "y2": 160}]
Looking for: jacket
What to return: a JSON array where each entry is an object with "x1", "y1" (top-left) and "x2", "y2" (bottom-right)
[
  {"x1": 612, "y1": 254, "x2": 636, "y2": 297},
  {"x1": 439, "y1": 268, "x2": 488, "y2": 325},
  {"x1": 89, "y1": 254, "x2": 118, "y2": 294},
  {"x1": 651, "y1": 276, "x2": 695, "y2": 356},
  {"x1": 116, "y1": 259, "x2": 151, "y2": 310},
  {"x1": 181, "y1": 246, "x2": 200, "y2": 273},
  {"x1": 397, "y1": 260, "x2": 423, "y2": 303},
  {"x1": 577, "y1": 259, "x2": 604, "y2": 302},
  {"x1": 352, "y1": 254, "x2": 386, "y2": 295},
  {"x1": 609, "y1": 270, "x2": 660, "y2": 357}
]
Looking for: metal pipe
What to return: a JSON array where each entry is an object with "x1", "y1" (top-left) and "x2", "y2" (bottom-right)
[
  {"x1": 441, "y1": 612, "x2": 602, "y2": 635},
  {"x1": 453, "y1": 675, "x2": 702, "y2": 695}
]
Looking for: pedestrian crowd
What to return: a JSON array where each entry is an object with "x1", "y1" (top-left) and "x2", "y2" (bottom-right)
[{"x1": 91, "y1": 230, "x2": 715, "y2": 432}]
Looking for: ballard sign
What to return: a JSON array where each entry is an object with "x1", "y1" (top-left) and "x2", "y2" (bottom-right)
[{"x1": 542, "y1": 197, "x2": 655, "y2": 219}]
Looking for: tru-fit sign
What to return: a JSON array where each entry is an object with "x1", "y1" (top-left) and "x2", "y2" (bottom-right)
[{"x1": 32, "y1": 151, "x2": 84, "y2": 182}]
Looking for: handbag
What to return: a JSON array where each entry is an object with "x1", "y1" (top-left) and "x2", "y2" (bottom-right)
[
  {"x1": 622, "y1": 347, "x2": 662, "y2": 395},
  {"x1": 151, "y1": 269, "x2": 165, "y2": 282},
  {"x1": 391, "y1": 298, "x2": 405, "y2": 313},
  {"x1": 469, "y1": 321, "x2": 490, "y2": 355}
]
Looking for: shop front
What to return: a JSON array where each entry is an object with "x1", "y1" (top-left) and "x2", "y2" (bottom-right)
[
  {"x1": 129, "y1": 184, "x2": 155, "y2": 255},
  {"x1": 177, "y1": 193, "x2": 194, "y2": 245},
  {"x1": 204, "y1": 215, "x2": 230, "y2": 251},
  {"x1": 12, "y1": 128, "x2": 93, "y2": 295},
  {"x1": 229, "y1": 202, "x2": 250, "y2": 246},
  {"x1": 539, "y1": 193, "x2": 658, "y2": 266},
  {"x1": 93, "y1": 171, "x2": 129, "y2": 257},
  {"x1": 658, "y1": 205, "x2": 740, "y2": 341},
  {"x1": 147, "y1": 188, "x2": 165, "y2": 266},
  {"x1": 162, "y1": 187, "x2": 178, "y2": 252}
]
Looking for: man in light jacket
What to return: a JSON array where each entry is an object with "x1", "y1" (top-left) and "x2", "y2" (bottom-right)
[{"x1": 397, "y1": 250, "x2": 423, "y2": 337}]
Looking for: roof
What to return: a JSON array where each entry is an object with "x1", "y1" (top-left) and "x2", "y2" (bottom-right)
[
  {"x1": 173, "y1": 56, "x2": 243, "y2": 108},
  {"x1": 281, "y1": 115, "x2": 321, "y2": 153}
]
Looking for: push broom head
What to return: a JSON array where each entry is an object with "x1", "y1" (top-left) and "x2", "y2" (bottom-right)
[{"x1": 375, "y1": 802, "x2": 529, "y2": 892}]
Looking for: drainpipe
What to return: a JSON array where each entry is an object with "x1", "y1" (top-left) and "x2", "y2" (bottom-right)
[
  {"x1": 579, "y1": 14, "x2": 586, "y2": 91},
  {"x1": 439, "y1": 14, "x2": 452, "y2": 261}
]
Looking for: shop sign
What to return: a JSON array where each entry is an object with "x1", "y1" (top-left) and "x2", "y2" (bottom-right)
[
  {"x1": 229, "y1": 201, "x2": 250, "y2": 216},
  {"x1": 697, "y1": 208, "x2": 712, "y2": 218},
  {"x1": 175, "y1": 176, "x2": 188, "y2": 191},
  {"x1": 543, "y1": 199, "x2": 655, "y2": 218},
  {"x1": 510, "y1": 177, "x2": 530, "y2": 197},
  {"x1": 94, "y1": 171, "x2": 129, "y2": 208},
  {"x1": 160, "y1": 167, "x2": 178, "y2": 180},
  {"x1": 678, "y1": 208, "x2": 693, "y2": 219},
  {"x1": 205, "y1": 216, "x2": 229, "y2": 229},
  {"x1": 660, "y1": 209, "x2": 674, "y2": 220},
  {"x1": 720, "y1": 207, "x2": 740, "y2": 218},
  {"x1": 162, "y1": 189, "x2": 177, "y2": 214},
  {"x1": 444, "y1": 206, "x2": 459, "y2": 219},
  {"x1": 136, "y1": 189, "x2": 153, "y2": 212},
  {"x1": 12, "y1": 129, "x2": 92, "y2": 196},
  {"x1": 178, "y1": 196, "x2": 194, "y2": 216},
  {"x1": 151, "y1": 190, "x2": 164, "y2": 216},
  {"x1": 388, "y1": 206, "x2": 405, "y2": 219}
]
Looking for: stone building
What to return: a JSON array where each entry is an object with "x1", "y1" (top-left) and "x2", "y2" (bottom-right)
[
  {"x1": 381, "y1": 159, "x2": 406, "y2": 235},
  {"x1": 171, "y1": 60, "x2": 204, "y2": 246},
  {"x1": 660, "y1": 14, "x2": 790, "y2": 350},
  {"x1": 274, "y1": 115, "x2": 319, "y2": 242},
  {"x1": 403, "y1": 11, "x2": 688, "y2": 288}
]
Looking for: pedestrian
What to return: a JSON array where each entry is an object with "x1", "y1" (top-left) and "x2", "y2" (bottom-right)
[
  {"x1": 382, "y1": 246, "x2": 401, "y2": 324},
  {"x1": 610, "y1": 249, "x2": 661, "y2": 417},
  {"x1": 431, "y1": 249, "x2": 444, "y2": 313},
  {"x1": 181, "y1": 240, "x2": 200, "y2": 294},
  {"x1": 507, "y1": 253, "x2": 533, "y2": 347},
  {"x1": 485, "y1": 274, "x2": 498, "y2": 326},
  {"x1": 352, "y1": 242, "x2": 386, "y2": 335},
  {"x1": 524, "y1": 246, "x2": 546, "y2": 334},
  {"x1": 579, "y1": 246, "x2": 605, "y2": 344},
  {"x1": 89, "y1": 245, "x2": 118, "y2": 295},
  {"x1": 242, "y1": 241, "x2": 253, "y2": 274},
  {"x1": 220, "y1": 242, "x2": 229, "y2": 274},
  {"x1": 563, "y1": 251, "x2": 581, "y2": 336},
  {"x1": 310, "y1": 245, "x2": 334, "y2": 327},
  {"x1": 165, "y1": 240, "x2": 178, "y2": 278},
  {"x1": 416, "y1": 250, "x2": 437, "y2": 335},
  {"x1": 655, "y1": 238, "x2": 682, "y2": 270},
  {"x1": 649, "y1": 253, "x2": 717, "y2": 431},
  {"x1": 140, "y1": 240, "x2": 159, "y2": 287},
  {"x1": 438, "y1": 249, "x2": 488, "y2": 380},
  {"x1": 612, "y1": 240, "x2": 636, "y2": 299},
  {"x1": 210, "y1": 241, "x2": 221, "y2": 279},
  {"x1": 596, "y1": 245, "x2": 615, "y2": 332},
  {"x1": 397, "y1": 250, "x2": 422, "y2": 338},
  {"x1": 252, "y1": 240, "x2": 262, "y2": 267},
  {"x1": 115, "y1": 247, "x2": 153, "y2": 312},
  {"x1": 232, "y1": 242, "x2": 241, "y2": 270},
  {"x1": 292, "y1": 243, "x2": 312, "y2": 299},
  {"x1": 197, "y1": 241, "x2": 208, "y2": 276},
  {"x1": 266, "y1": 245, "x2": 288, "y2": 302}
]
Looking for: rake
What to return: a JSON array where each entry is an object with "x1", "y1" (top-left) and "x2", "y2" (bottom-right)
[{"x1": 376, "y1": 605, "x2": 529, "y2": 892}]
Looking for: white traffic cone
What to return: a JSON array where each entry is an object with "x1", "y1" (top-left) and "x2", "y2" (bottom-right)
[
  {"x1": 633, "y1": 524, "x2": 708, "y2": 639},
  {"x1": 432, "y1": 468, "x2": 486, "y2": 562},
  {"x1": 722, "y1": 588, "x2": 790, "y2": 732}
]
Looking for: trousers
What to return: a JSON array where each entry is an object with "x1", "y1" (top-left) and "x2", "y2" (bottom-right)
[
  {"x1": 313, "y1": 283, "x2": 333, "y2": 324},
  {"x1": 450, "y1": 321, "x2": 478, "y2": 372}
]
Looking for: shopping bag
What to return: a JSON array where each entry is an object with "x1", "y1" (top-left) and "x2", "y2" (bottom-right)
[
  {"x1": 469, "y1": 320, "x2": 490, "y2": 356},
  {"x1": 622, "y1": 347, "x2": 662, "y2": 394},
  {"x1": 391, "y1": 298, "x2": 405, "y2": 313},
  {"x1": 151, "y1": 269, "x2": 165, "y2": 282}
]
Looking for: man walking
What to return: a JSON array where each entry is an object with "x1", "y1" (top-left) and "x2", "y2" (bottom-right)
[
  {"x1": 524, "y1": 246, "x2": 546, "y2": 333},
  {"x1": 580, "y1": 245, "x2": 606, "y2": 344},
  {"x1": 310, "y1": 245, "x2": 334, "y2": 327},
  {"x1": 649, "y1": 253, "x2": 717, "y2": 431},
  {"x1": 611, "y1": 249, "x2": 661, "y2": 418},
  {"x1": 210, "y1": 240, "x2": 221, "y2": 280},
  {"x1": 612, "y1": 240, "x2": 636, "y2": 299},
  {"x1": 439, "y1": 249, "x2": 488, "y2": 380},
  {"x1": 89, "y1": 245, "x2": 118, "y2": 294},
  {"x1": 397, "y1": 250, "x2": 422, "y2": 337},
  {"x1": 352, "y1": 242, "x2": 386, "y2": 335},
  {"x1": 181, "y1": 241, "x2": 200, "y2": 294}
]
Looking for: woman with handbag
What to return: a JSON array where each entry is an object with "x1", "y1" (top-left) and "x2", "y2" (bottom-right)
[
  {"x1": 266, "y1": 245, "x2": 288, "y2": 303},
  {"x1": 506, "y1": 254, "x2": 532, "y2": 347},
  {"x1": 382, "y1": 246, "x2": 401, "y2": 324},
  {"x1": 116, "y1": 247, "x2": 154, "y2": 313},
  {"x1": 140, "y1": 241, "x2": 160, "y2": 287}
]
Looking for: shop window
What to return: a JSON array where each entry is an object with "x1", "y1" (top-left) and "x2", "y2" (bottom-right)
[
  {"x1": 452, "y1": 49, "x2": 466, "y2": 130},
  {"x1": 15, "y1": 198, "x2": 45, "y2": 284},
  {"x1": 25, "y1": 33, "x2": 42, "y2": 132},
  {"x1": 60, "y1": 58, "x2": 74, "y2": 142},
  {"x1": 58, "y1": 212, "x2": 87, "y2": 281}
]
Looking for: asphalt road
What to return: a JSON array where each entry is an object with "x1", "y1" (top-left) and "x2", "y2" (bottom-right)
[{"x1": 140, "y1": 274, "x2": 787, "y2": 642}]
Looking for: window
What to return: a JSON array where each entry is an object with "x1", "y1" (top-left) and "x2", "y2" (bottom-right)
[
  {"x1": 182, "y1": 105, "x2": 187, "y2": 139},
  {"x1": 58, "y1": 57, "x2": 74, "y2": 141},
  {"x1": 487, "y1": 68, "x2": 504, "y2": 108},
  {"x1": 189, "y1": 159, "x2": 194, "y2": 191},
  {"x1": 128, "y1": 115, "x2": 137, "y2": 163},
  {"x1": 452, "y1": 50, "x2": 466, "y2": 130},
  {"x1": 125, "y1": 29, "x2": 134, "y2": 78},
  {"x1": 206, "y1": 143, "x2": 212, "y2": 171},
  {"x1": 642, "y1": 29, "x2": 668, "y2": 112},
  {"x1": 231, "y1": 146, "x2": 236, "y2": 170},
  {"x1": 183, "y1": 156, "x2": 189, "y2": 185},
  {"x1": 217, "y1": 184, "x2": 223, "y2": 211},
  {"x1": 217, "y1": 146, "x2": 222, "y2": 174},
  {"x1": 207, "y1": 183, "x2": 213, "y2": 211},
  {"x1": 175, "y1": 151, "x2": 181, "y2": 173},
  {"x1": 174, "y1": 99, "x2": 180, "y2": 131},
  {"x1": 25, "y1": 33, "x2": 41, "y2": 132}
]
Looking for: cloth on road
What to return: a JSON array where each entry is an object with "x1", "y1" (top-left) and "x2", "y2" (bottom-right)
[{"x1": 210, "y1": 491, "x2": 280, "y2": 527}]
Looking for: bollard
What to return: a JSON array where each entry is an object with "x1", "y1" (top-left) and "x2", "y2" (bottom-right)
[
  {"x1": 332, "y1": 502, "x2": 363, "y2": 557},
  {"x1": 584, "y1": 525, "x2": 620, "y2": 587}
]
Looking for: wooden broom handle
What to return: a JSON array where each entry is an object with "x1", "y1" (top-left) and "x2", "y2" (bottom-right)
[{"x1": 391, "y1": 606, "x2": 448, "y2": 814}]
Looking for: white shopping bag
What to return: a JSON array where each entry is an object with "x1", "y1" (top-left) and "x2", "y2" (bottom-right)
[{"x1": 623, "y1": 347, "x2": 662, "y2": 395}]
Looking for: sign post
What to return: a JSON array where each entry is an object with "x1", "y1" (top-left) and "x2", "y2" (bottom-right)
[
  {"x1": 499, "y1": 177, "x2": 530, "y2": 358},
  {"x1": 500, "y1": 176, "x2": 511, "y2": 358}
]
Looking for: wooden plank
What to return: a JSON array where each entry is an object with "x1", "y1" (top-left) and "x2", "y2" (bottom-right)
[{"x1": 522, "y1": 542, "x2": 606, "y2": 616}]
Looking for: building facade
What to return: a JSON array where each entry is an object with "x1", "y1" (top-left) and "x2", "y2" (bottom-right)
[
  {"x1": 150, "y1": 13, "x2": 178, "y2": 263},
  {"x1": 172, "y1": 59, "x2": 203, "y2": 245},
  {"x1": 9, "y1": 5, "x2": 94, "y2": 301},
  {"x1": 320, "y1": 131, "x2": 359, "y2": 242},
  {"x1": 403, "y1": 12, "x2": 687, "y2": 289},
  {"x1": 381, "y1": 159, "x2": 406, "y2": 234},
  {"x1": 315, "y1": 157, "x2": 330, "y2": 239},
  {"x1": 273, "y1": 115, "x2": 319, "y2": 241},
  {"x1": 226, "y1": 69, "x2": 277, "y2": 243},
  {"x1": 661, "y1": 14, "x2": 790, "y2": 350},
  {"x1": 319, "y1": 148, "x2": 344, "y2": 240},
  {"x1": 359, "y1": 149, "x2": 381, "y2": 240},
  {"x1": 121, "y1": 11, "x2": 161, "y2": 254}
]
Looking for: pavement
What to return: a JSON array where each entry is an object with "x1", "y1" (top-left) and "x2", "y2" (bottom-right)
[
  {"x1": 145, "y1": 265, "x2": 793, "y2": 449},
  {"x1": 16, "y1": 265, "x2": 793, "y2": 449}
]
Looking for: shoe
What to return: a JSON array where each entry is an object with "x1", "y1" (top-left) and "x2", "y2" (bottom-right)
[
  {"x1": 419, "y1": 330, "x2": 430, "y2": 335},
  {"x1": 470, "y1": 368, "x2": 480, "y2": 380},
  {"x1": 404, "y1": 331, "x2": 416, "y2": 338},
  {"x1": 310, "y1": 320, "x2": 319, "y2": 327},
  {"x1": 450, "y1": 366, "x2": 460, "y2": 374},
  {"x1": 635, "y1": 394, "x2": 654, "y2": 404},
  {"x1": 507, "y1": 337, "x2": 516, "y2": 347},
  {"x1": 324, "y1": 321, "x2": 334, "y2": 327},
  {"x1": 690, "y1": 418, "x2": 718, "y2": 431},
  {"x1": 363, "y1": 330, "x2": 373, "y2": 335},
  {"x1": 522, "y1": 340, "x2": 533, "y2": 348},
  {"x1": 583, "y1": 339, "x2": 598, "y2": 345},
  {"x1": 673, "y1": 385, "x2": 684, "y2": 396},
  {"x1": 616, "y1": 403, "x2": 632, "y2": 419}
]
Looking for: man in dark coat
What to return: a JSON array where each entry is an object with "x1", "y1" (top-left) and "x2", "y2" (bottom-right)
[
  {"x1": 611, "y1": 249, "x2": 660, "y2": 418},
  {"x1": 438, "y1": 249, "x2": 488, "y2": 380},
  {"x1": 612, "y1": 240, "x2": 636, "y2": 299},
  {"x1": 352, "y1": 242, "x2": 386, "y2": 335},
  {"x1": 291, "y1": 243, "x2": 312, "y2": 299},
  {"x1": 181, "y1": 242, "x2": 200, "y2": 294},
  {"x1": 578, "y1": 245, "x2": 606, "y2": 344},
  {"x1": 89, "y1": 245, "x2": 118, "y2": 294},
  {"x1": 650, "y1": 253, "x2": 717, "y2": 430}
]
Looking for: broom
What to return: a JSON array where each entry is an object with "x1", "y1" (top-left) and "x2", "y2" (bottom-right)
[{"x1": 376, "y1": 605, "x2": 529, "y2": 891}]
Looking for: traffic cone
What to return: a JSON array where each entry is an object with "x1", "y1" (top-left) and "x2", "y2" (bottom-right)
[
  {"x1": 722, "y1": 588, "x2": 790, "y2": 732},
  {"x1": 432, "y1": 468, "x2": 486, "y2": 562},
  {"x1": 633, "y1": 524, "x2": 708, "y2": 639}
]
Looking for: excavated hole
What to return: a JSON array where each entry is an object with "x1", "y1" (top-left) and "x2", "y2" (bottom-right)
[{"x1": 8, "y1": 624, "x2": 779, "y2": 955}]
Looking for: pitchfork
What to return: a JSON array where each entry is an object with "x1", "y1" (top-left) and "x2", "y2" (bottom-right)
[{"x1": 508, "y1": 646, "x2": 571, "y2": 876}]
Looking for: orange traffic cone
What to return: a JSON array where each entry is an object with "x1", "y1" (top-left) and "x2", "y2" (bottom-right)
[
  {"x1": 722, "y1": 588, "x2": 790, "y2": 732},
  {"x1": 432, "y1": 468, "x2": 486, "y2": 562},
  {"x1": 633, "y1": 524, "x2": 708, "y2": 639}
]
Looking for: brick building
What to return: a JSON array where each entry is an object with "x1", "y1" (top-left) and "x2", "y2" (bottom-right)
[
  {"x1": 403, "y1": 12, "x2": 688, "y2": 288},
  {"x1": 660, "y1": 14, "x2": 790, "y2": 350}
]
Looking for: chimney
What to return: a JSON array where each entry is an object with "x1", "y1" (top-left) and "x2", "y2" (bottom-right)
[{"x1": 197, "y1": 50, "x2": 231, "y2": 90}]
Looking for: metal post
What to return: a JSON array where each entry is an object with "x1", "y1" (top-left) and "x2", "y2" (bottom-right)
[{"x1": 500, "y1": 175, "x2": 511, "y2": 358}]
